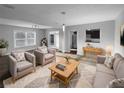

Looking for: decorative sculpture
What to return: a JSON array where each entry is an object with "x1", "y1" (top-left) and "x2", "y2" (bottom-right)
[{"x1": 41, "y1": 37, "x2": 48, "y2": 46}]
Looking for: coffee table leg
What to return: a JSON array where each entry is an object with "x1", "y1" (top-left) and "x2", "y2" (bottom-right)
[
  {"x1": 51, "y1": 70, "x2": 53, "y2": 81},
  {"x1": 76, "y1": 67, "x2": 78, "y2": 74},
  {"x1": 65, "y1": 79, "x2": 69, "y2": 88}
]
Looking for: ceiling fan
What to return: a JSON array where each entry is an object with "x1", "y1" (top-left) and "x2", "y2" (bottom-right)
[{"x1": 1, "y1": 4, "x2": 15, "y2": 10}]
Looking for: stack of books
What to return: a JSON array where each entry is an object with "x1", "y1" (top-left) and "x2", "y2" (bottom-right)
[{"x1": 56, "y1": 64, "x2": 65, "y2": 71}]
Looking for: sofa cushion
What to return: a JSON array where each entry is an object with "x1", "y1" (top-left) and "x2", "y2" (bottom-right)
[
  {"x1": 97, "y1": 55, "x2": 106, "y2": 64},
  {"x1": 115, "y1": 59, "x2": 124, "y2": 79},
  {"x1": 45, "y1": 54, "x2": 54, "y2": 60},
  {"x1": 12, "y1": 52, "x2": 26, "y2": 62},
  {"x1": 37, "y1": 46, "x2": 48, "y2": 54},
  {"x1": 113, "y1": 53, "x2": 123, "y2": 71},
  {"x1": 108, "y1": 78, "x2": 124, "y2": 88},
  {"x1": 17, "y1": 61, "x2": 33, "y2": 72},
  {"x1": 93, "y1": 71, "x2": 115, "y2": 88},
  {"x1": 104, "y1": 56, "x2": 114, "y2": 69},
  {"x1": 96, "y1": 64, "x2": 115, "y2": 76}
]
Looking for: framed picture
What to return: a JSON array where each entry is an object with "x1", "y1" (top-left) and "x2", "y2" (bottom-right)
[{"x1": 120, "y1": 25, "x2": 124, "y2": 46}]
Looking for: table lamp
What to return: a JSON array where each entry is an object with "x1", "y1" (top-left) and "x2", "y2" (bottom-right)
[{"x1": 106, "y1": 45, "x2": 113, "y2": 56}]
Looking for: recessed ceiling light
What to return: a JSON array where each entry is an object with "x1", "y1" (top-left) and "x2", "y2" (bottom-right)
[
  {"x1": 61, "y1": 11, "x2": 66, "y2": 15},
  {"x1": 2, "y1": 4, "x2": 15, "y2": 10}
]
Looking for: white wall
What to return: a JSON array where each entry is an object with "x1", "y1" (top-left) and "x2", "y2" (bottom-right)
[
  {"x1": 47, "y1": 31, "x2": 59, "y2": 49},
  {"x1": 45, "y1": 28, "x2": 63, "y2": 51},
  {"x1": 43, "y1": 21, "x2": 115, "y2": 55},
  {"x1": 65, "y1": 20, "x2": 115, "y2": 55},
  {"x1": 114, "y1": 11, "x2": 124, "y2": 56},
  {"x1": 0, "y1": 24, "x2": 45, "y2": 53},
  {"x1": 0, "y1": 20, "x2": 116, "y2": 56}
]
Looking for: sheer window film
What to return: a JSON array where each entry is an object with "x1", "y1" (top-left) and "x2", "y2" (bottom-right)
[
  {"x1": 14, "y1": 31, "x2": 36, "y2": 48},
  {"x1": 15, "y1": 40, "x2": 26, "y2": 47},
  {"x1": 27, "y1": 32, "x2": 36, "y2": 46},
  {"x1": 15, "y1": 32, "x2": 25, "y2": 39},
  {"x1": 27, "y1": 39, "x2": 35, "y2": 45}
]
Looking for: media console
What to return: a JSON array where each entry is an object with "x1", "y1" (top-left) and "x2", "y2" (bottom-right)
[{"x1": 83, "y1": 47, "x2": 103, "y2": 56}]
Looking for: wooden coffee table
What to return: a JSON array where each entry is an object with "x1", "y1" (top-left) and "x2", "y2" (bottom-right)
[{"x1": 49, "y1": 59, "x2": 79, "y2": 87}]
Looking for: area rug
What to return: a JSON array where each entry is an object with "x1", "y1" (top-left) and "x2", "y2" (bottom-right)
[{"x1": 3, "y1": 55, "x2": 96, "y2": 88}]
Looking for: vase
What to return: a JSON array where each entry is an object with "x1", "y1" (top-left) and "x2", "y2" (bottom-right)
[
  {"x1": 0, "y1": 48, "x2": 7, "y2": 56},
  {"x1": 66, "y1": 60, "x2": 70, "y2": 64}
]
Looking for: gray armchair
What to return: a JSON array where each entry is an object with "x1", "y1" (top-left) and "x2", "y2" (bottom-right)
[
  {"x1": 34, "y1": 48, "x2": 56, "y2": 66},
  {"x1": 9, "y1": 52, "x2": 36, "y2": 82}
]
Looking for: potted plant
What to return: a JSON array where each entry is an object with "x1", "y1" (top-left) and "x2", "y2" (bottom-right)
[{"x1": 0, "y1": 39, "x2": 9, "y2": 56}]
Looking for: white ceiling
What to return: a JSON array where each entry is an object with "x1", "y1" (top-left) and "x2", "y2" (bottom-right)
[
  {"x1": 0, "y1": 18, "x2": 51, "y2": 29},
  {"x1": 0, "y1": 4, "x2": 124, "y2": 28}
]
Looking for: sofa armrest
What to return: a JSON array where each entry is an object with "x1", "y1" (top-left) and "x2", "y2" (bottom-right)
[
  {"x1": 97, "y1": 55, "x2": 106, "y2": 64},
  {"x1": 9, "y1": 55, "x2": 17, "y2": 77},
  {"x1": 25, "y1": 52, "x2": 36, "y2": 67},
  {"x1": 34, "y1": 50, "x2": 45, "y2": 65},
  {"x1": 48, "y1": 48, "x2": 56, "y2": 56}
]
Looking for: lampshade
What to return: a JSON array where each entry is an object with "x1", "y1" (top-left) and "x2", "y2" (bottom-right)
[
  {"x1": 106, "y1": 45, "x2": 113, "y2": 56},
  {"x1": 62, "y1": 24, "x2": 65, "y2": 32},
  {"x1": 61, "y1": 11, "x2": 66, "y2": 32}
]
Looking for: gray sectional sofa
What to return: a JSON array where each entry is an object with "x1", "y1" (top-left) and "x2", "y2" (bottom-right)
[{"x1": 93, "y1": 53, "x2": 124, "y2": 88}]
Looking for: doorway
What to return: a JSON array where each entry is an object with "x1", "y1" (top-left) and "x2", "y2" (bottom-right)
[
  {"x1": 70, "y1": 31, "x2": 77, "y2": 54},
  {"x1": 49, "y1": 31, "x2": 59, "y2": 49}
]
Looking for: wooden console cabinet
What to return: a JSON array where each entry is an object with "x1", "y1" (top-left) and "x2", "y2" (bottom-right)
[{"x1": 83, "y1": 47, "x2": 102, "y2": 56}]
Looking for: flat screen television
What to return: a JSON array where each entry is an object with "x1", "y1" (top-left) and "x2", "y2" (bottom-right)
[
  {"x1": 86, "y1": 29, "x2": 100, "y2": 43},
  {"x1": 120, "y1": 25, "x2": 124, "y2": 46}
]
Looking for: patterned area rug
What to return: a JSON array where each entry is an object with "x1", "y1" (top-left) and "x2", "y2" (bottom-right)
[
  {"x1": 3, "y1": 53, "x2": 96, "y2": 88},
  {"x1": 24, "y1": 73, "x2": 91, "y2": 88}
]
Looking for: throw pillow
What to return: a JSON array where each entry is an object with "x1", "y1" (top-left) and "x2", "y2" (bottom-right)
[
  {"x1": 12, "y1": 52, "x2": 26, "y2": 62},
  {"x1": 38, "y1": 46, "x2": 48, "y2": 54},
  {"x1": 104, "y1": 56, "x2": 114, "y2": 69},
  {"x1": 108, "y1": 78, "x2": 124, "y2": 88}
]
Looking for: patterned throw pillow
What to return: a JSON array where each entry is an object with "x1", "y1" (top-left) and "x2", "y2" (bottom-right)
[
  {"x1": 37, "y1": 46, "x2": 48, "y2": 54},
  {"x1": 104, "y1": 56, "x2": 114, "y2": 69},
  {"x1": 108, "y1": 78, "x2": 124, "y2": 88},
  {"x1": 12, "y1": 52, "x2": 26, "y2": 62}
]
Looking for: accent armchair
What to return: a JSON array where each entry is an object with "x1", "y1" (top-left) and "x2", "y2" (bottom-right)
[
  {"x1": 9, "y1": 51, "x2": 36, "y2": 82},
  {"x1": 34, "y1": 46, "x2": 56, "y2": 66}
]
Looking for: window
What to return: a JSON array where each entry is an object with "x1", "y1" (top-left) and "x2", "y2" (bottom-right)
[{"x1": 14, "y1": 31, "x2": 36, "y2": 48}]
